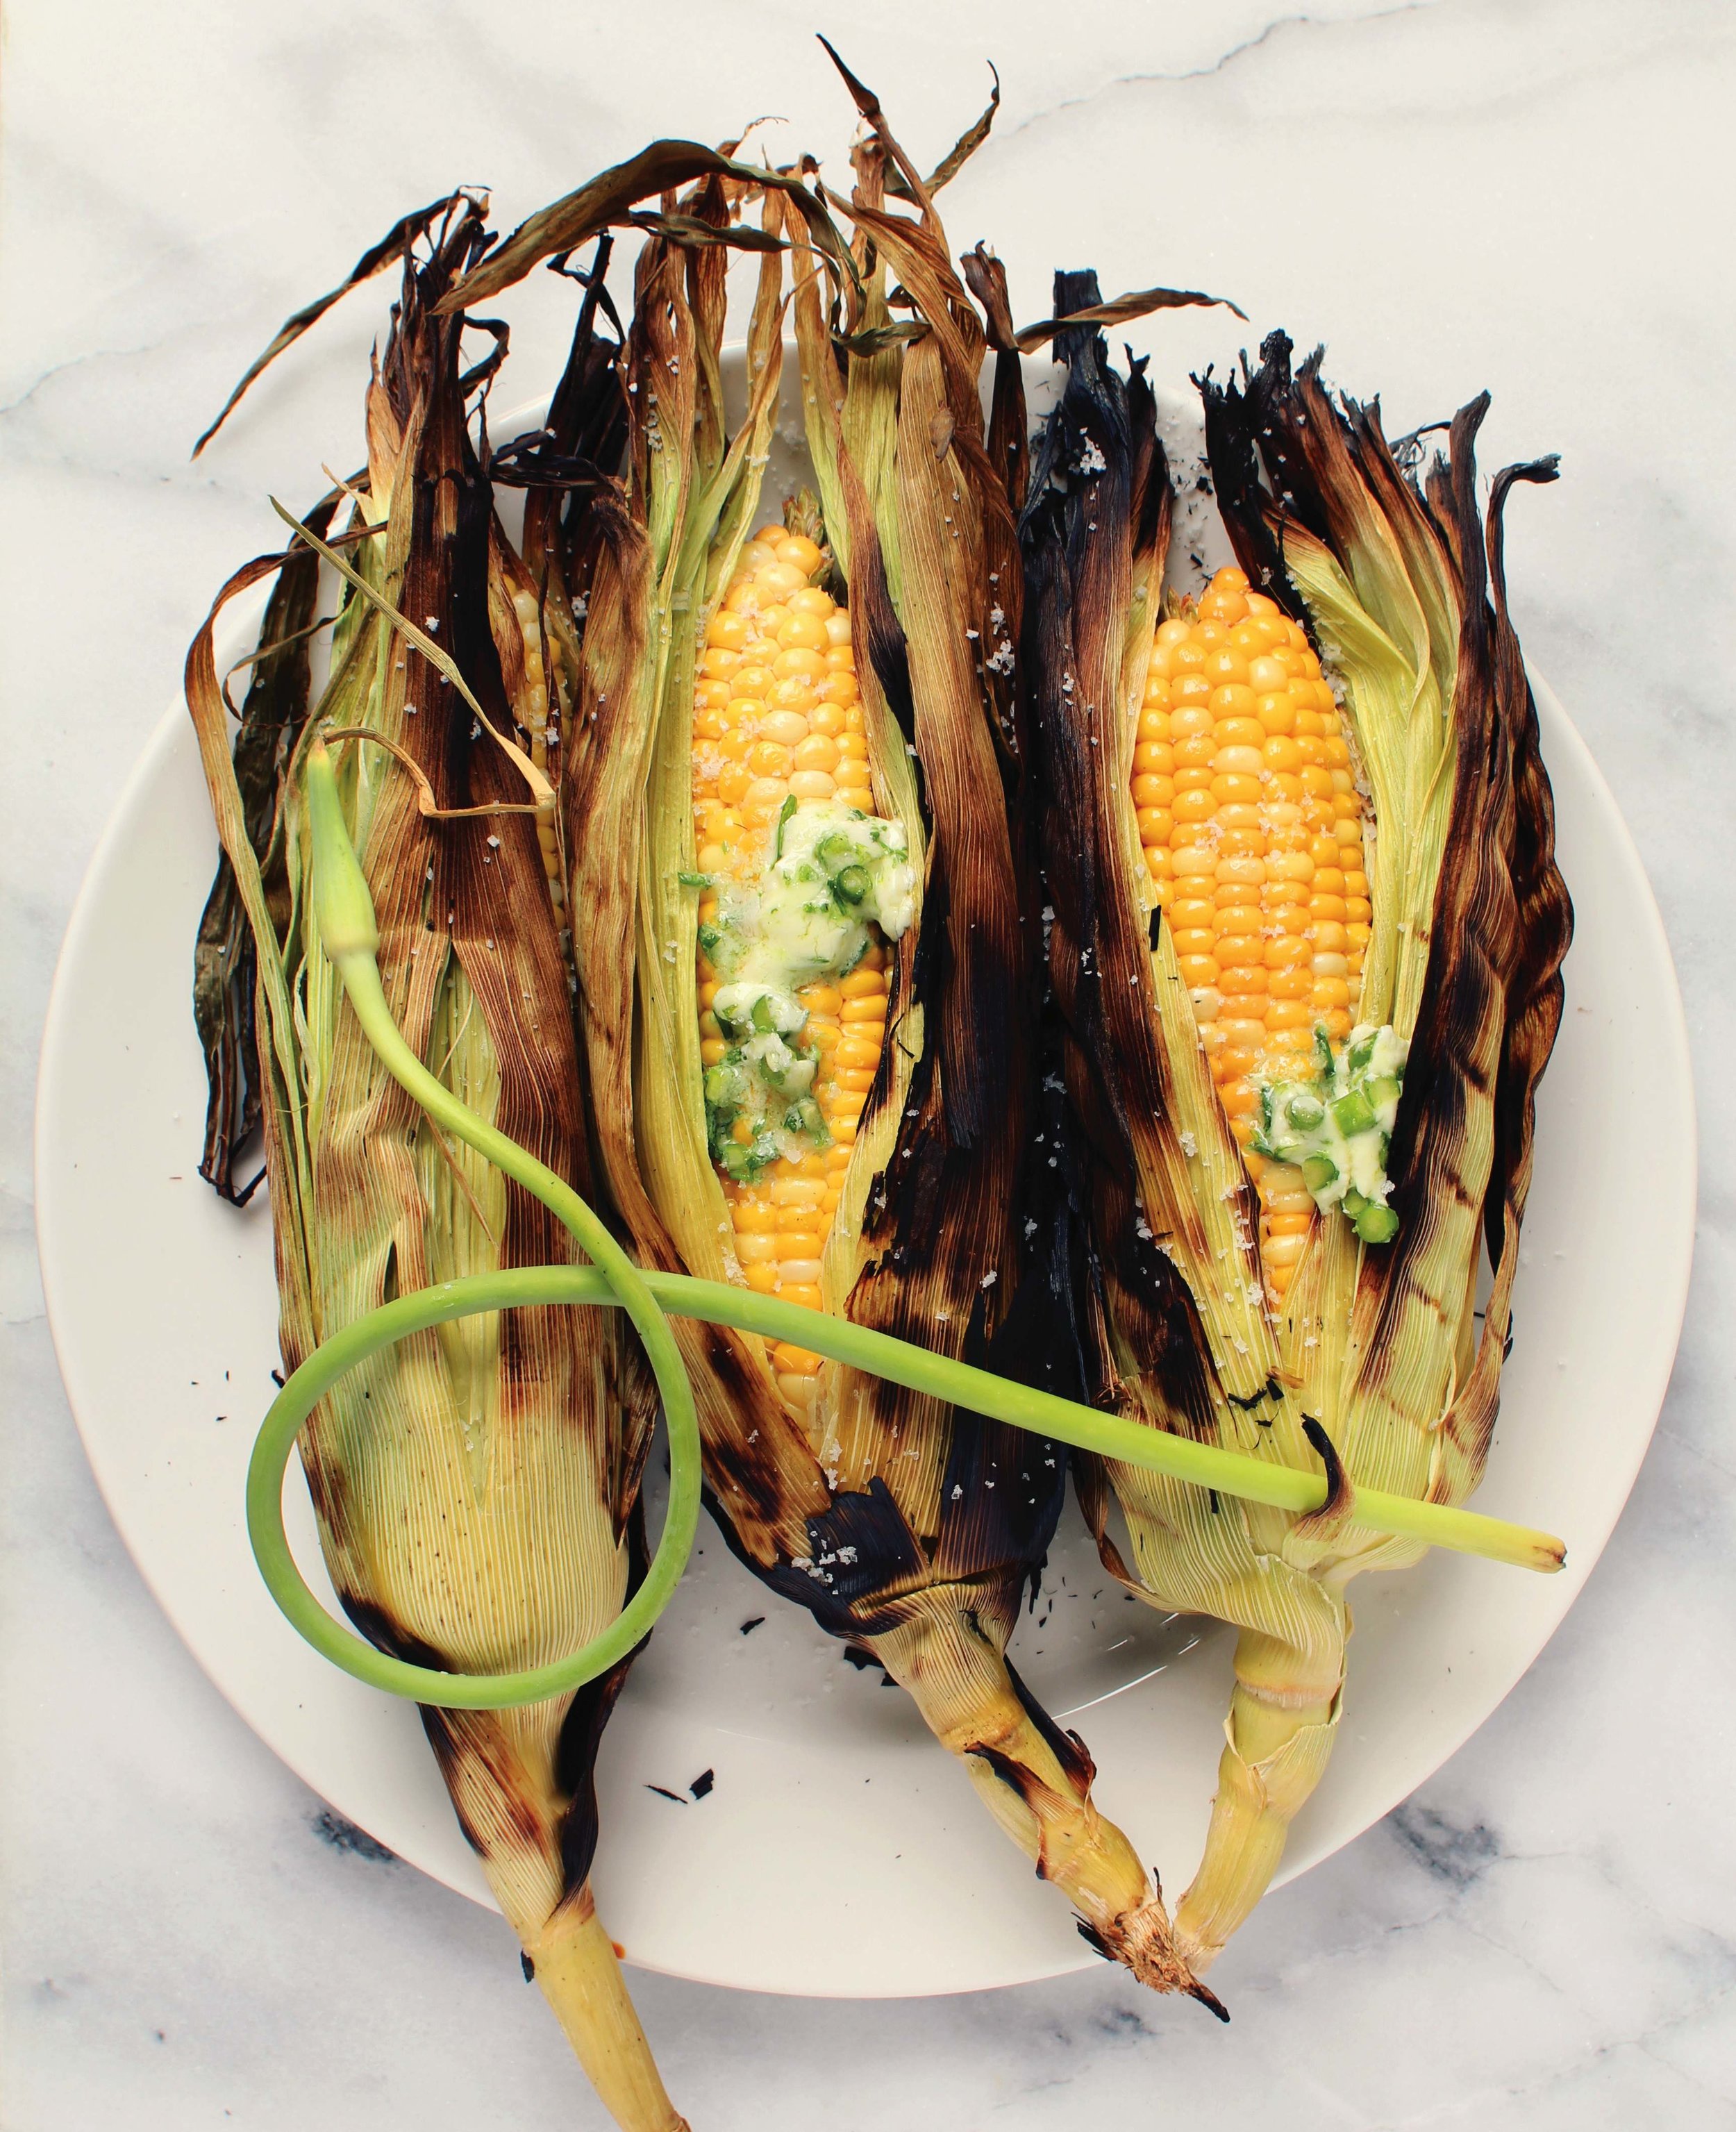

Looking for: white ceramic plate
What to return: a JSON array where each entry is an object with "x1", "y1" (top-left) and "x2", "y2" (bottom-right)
[{"x1": 36, "y1": 376, "x2": 1694, "y2": 1997}]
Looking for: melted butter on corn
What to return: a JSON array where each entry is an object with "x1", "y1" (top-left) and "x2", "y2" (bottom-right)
[
  {"x1": 1134, "y1": 565, "x2": 1372, "y2": 1301},
  {"x1": 691, "y1": 524, "x2": 908, "y2": 1420}
]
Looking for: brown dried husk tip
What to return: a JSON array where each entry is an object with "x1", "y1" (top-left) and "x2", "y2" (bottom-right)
[
  {"x1": 1027, "y1": 301, "x2": 1570, "y2": 1976},
  {"x1": 186, "y1": 195, "x2": 685, "y2": 2130}
]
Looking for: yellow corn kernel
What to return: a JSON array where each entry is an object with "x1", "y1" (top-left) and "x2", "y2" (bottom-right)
[
  {"x1": 776, "y1": 534, "x2": 824, "y2": 576},
  {"x1": 794, "y1": 734, "x2": 840, "y2": 773}
]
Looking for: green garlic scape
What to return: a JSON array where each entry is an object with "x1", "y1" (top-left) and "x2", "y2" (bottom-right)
[{"x1": 1251, "y1": 1023, "x2": 1410, "y2": 1244}]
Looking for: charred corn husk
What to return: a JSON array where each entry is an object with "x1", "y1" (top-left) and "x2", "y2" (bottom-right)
[
  {"x1": 187, "y1": 198, "x2": 685, "y2": 2132},
  {"x1": 1026, "y1": 292, "x2": 1571, "y2": 1977}
]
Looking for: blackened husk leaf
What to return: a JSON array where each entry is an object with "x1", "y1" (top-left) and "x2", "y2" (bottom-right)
[
  {"x1": 440, "y1": 140, "x2": 853, "y2": 315},
  {"x1": 1024, "y1": 273, "x2": 1252, "y2": 1437},
  {"x1": 959, "y1": 244, "x2": 1029, "y2": 774},
  {"x1": 192, "y1": 488, "x2": 339, "y2": 1201},
  {"x1": 881, "y1": 60, "x2": 1001, "y2": 202},
  {"x1": 1012, "y1": 279, "x2": 1245, "y2": 355},
  {"x1": 494, "y1": 236, "x2": 630, "y2": 719},
  {"x1": 1384, "y1": 426, "x2": 1572, "y2": 1500},
  {"x1": 1483, "y1": 453, "x2": 1570, "y2": 1285}
]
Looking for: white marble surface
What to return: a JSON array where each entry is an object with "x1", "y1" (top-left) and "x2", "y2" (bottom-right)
[{"x1": 3, "y1": 1, "x2": 1733, "y2": 2124}]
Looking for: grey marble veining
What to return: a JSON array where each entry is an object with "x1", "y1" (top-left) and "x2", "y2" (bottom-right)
[{"x1": 3, "y1": 1, "x2": 1733, "y2": 2125}]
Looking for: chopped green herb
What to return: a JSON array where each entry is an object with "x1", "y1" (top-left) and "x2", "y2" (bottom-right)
[{"x1": 1331, "y1": 1090, "x2": 1376, "y2": 1139}]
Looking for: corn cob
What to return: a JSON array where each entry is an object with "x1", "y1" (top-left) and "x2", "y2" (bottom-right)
[
  {"x1": 1027, "y1": 292, "x2": 1571, "y2": 1977},
  {"x1": 689, "y1": 521, "x2": 890, "y2": 1418},
  {"x1": 187, "y1": 197, "x2": 686, "y2": 2131}
]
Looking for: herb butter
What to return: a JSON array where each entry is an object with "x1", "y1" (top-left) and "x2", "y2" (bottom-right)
[
  {"x1": 699, "y1": 799, "x2": 915, "y2": 1181},
  {"x1": 1251, "y1": 1024, "x2": 1409, "y2": 1244}
]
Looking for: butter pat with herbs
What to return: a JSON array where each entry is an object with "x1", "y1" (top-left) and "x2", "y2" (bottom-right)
[
  {"x1": 1251, "y1": 1023, "x2": 1410, "y2": 1244},
  {"x1": 700, "y1": 800, "x2": 916, "y2": 1182}
]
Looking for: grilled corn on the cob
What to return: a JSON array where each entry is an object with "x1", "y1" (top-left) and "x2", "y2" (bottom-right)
[
  {"x1": 1027, "y1": 291, "x2": 1571, "y2": 1978},
  {"x1": 188, "y1": 197, "x2": 686, "y2": 2132},
  {"x1": 476, "y1": 101, "x2": 1217, "y2": 2001}
]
